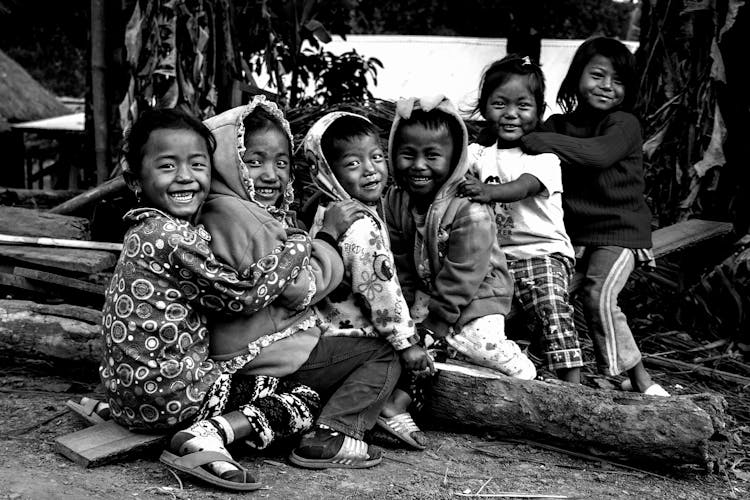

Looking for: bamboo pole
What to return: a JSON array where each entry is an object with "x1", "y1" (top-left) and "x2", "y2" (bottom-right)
[
  {"x1": 0, "y1": 234, "x2": 122, "y2": 252},
  {"x1": 48, "y1": 175, "x2": 127, "y2": 214},
  {"x1": 90, "y1": 0, "x2": 110, "y2": 185}
]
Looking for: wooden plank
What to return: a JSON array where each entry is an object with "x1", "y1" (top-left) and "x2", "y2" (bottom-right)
[
  {"x1": 653, "y1": 219, "x2": 734, "y2": 258},
  {"x1": 54, "y1": 421, "x2": 167, "y2": 468},
  {"x1": 13, "y1": 267, "x2": 104, "y2": 296},
  {"x1": 568, "y1": 219, "x2": 734, "y2": 293},
  {"x1": 0, "y1": 271, "x2": 48, "y2": 294},
  {"x1": 0, "y1": 245, "x2": 116, "y2": 274},
  {"x1": 0, "y1": 206, "x2": 90, "y2": 240}
]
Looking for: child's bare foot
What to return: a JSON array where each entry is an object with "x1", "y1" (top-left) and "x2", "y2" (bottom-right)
[
  {"x1": 557, "y1": 367, "x2": 581, "y2": 384},
  {"x1": 622, "y1": 362, "x2": 670, "y2": 396}
]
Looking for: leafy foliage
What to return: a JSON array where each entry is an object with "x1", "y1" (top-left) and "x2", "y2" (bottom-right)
[
  {"x1": 635, "y1": 0, "x2": 742, "y2": 226},
  {"x1": 350, "y1": 0, "x2": 636, "y2": 40},
  {"x1": 234, "y1": 0, "x2": 379, "y2": 107}
]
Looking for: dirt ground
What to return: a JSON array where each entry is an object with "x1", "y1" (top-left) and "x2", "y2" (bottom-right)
[{"x1": 0, "y1": 365, "x2": 746, "y2": 500}]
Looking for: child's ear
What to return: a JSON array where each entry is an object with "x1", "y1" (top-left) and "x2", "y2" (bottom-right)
[{"x1": 123, "y1": 171, "x2": 141, "y2": 195}]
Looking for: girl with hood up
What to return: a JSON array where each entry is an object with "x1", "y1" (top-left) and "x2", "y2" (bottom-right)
[
  {"x1": 199, "y1": 96, "x2": 401, "y2": 469},
  {"x1": 301, "y1": 111, "x2": 434, "y2": 450},
  {"x1": 384, "y1": 95, "x2": 536, "y2": 379}
]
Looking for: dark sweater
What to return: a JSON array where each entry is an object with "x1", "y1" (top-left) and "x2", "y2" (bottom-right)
[{"x1": 521, "y1": 110, "x2": 652, "y2": 249}]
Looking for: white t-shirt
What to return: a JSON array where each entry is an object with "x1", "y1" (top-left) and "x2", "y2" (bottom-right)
[{"x1": 468, "y1": 143, "x2": 574, "y2": 260}]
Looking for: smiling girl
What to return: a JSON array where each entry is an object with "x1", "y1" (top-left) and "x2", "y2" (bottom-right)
[
  {"x1": 521, "y1": 37, "x2": 669, "y2": 396},
  {"x1": 458, "y1": 54, "x2": 583, "y2": 383},
  {"x1": 102, "y1": 108, "x2": 327, "y2": 491}
]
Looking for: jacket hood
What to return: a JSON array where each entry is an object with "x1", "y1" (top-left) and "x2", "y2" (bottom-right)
[
  {"x1": 387, "y1": 95, "x2": 470, "y2": 202},
  {"x1": 301, "y1": 111, "x2": 366, "y2": 203},
  {"x1": 301, "y1": 111, "x2": 386, "y2": 230},
  {"x1": 203, "y1": 95, "x2": 295, "y2": 220}
]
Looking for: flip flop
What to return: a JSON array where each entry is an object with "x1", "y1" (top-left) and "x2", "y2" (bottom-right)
[
  {"x1": 376, "y1": 414, "x2": 427, "y2": 450},
  {"x1": 66, "y1": 397, "x2": 109, "y2": 425},
  {"x1": 289, "y1": 435, "x2": 383, "y2": 469},
  {"x1": 620, "y1": 379, "x2": 670, "y2": 397},
  {"x1": 159, "y1": 450, "x2": 261, "y2": 492}
]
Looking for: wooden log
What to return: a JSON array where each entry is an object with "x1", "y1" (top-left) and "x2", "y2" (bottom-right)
[
  {"x1": 0, "y1": 299, "x2": 102, "y2": 365},
  {"x1": 0, "y1": 245, "x2": 117, "y2": 274},
  {"x1": 48, "y1": 175, "x2": 127, "y2": 215},
  {"x1": 13, "y1": 267, "x2": 105, "y2": 296},
  {"x1": 0, "y1": 187, "x2": 84, "y2": 209},
  {"x1": 428, "y1": 362, "x2": 728, "y2": 468},
  {"x1": 0, "y1": 206, "x2": 90, "y2": 240}
]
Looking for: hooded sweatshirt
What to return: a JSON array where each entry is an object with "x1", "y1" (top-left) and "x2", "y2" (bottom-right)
[
  {"x1": 384, "y1": 96, "x2": 513, "y2": 330},
  {"x1": 302, "y1": 111, "x2": 420, "y2": 351},
  {"x1": 199, "y1": 96, "x2": 344, "y2": 376}
]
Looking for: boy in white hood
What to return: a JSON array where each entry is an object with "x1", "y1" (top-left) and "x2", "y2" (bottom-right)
[{"x1": 302, "y1": 112, "x2": 433, "y2": 450}]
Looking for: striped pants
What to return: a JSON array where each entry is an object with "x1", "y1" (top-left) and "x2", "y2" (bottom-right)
[{"x1": 577, "y1": 246, "x2": 642, "y2": 376}]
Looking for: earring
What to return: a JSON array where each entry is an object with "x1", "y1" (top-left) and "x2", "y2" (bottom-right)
[{"x1": 134, "y1": 189, "x2": 142, "y2": 204}]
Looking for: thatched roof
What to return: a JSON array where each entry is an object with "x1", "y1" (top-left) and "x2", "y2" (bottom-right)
[{"x1": 0, "y1": 49, "x2": 69, "y2": 131}]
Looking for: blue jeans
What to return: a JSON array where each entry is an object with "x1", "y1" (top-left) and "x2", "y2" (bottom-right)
[
  {"x1": 285, "y1": 336, "x2": 401, "y2": 440},
  {"x1": 578, "y1": 246, "x2": 641, "y2": 376}
]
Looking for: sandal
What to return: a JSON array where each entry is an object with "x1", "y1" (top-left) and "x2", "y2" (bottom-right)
[
  {"x1": 66, "y1": 397, "x2": 110, "y2": 425},
  {"x1": 289, "y1": 427, "x2": 382, "y2": 469},
  {"x1": 376, "y1": 414, "x2": 427, "y2": 450},
  {"x1": 160, "y1": 450, "x2": 261, "y2": 492}
]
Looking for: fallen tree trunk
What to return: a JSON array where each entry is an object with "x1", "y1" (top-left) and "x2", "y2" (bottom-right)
[
  {"x1": 0, "y1": 300, "x2": 731, "y2": 469},
  {"x1": 0, "y1": 300, "x2": 102, "y2": 365},
  {"x1": 428, "y1": 362, "x2": 729, "y2": 469}
]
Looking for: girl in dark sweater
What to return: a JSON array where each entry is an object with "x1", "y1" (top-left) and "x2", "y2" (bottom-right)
[{"x1": 522, "y1": 37, "x2": 669, "y2": 396}]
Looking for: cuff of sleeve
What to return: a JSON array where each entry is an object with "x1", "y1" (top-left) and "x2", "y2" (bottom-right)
[
  {"x1": 315, "y1": 231, "x2": 340, "y2": 253},
  {"x1": 394, "y1": 333, "x2": 422, "y2": 351}
]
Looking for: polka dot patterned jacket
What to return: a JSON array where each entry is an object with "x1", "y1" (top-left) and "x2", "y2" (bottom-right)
[{"x1": 99, "y1": 207, "x2": 312, "y2": 430}]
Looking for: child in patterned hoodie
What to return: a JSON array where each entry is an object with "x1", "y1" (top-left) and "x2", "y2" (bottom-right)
[
  {"x1": 384, "y1": 95, "x2": 536, "y2": 379},
  {"x1": 301, "y1": 112, "x2": 434, "y2": 450}
]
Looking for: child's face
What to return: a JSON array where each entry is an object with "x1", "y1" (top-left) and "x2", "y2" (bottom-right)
[
  {"x1": 133, "y1": 128, "x2": 210, "y2": 219},
  {"x1": 578, "y1": 55, "x2": 625, "y2": 112},
  {"x1": 242, "y1": 126, "x2": 291, "y2": 207},
  {"x1": 329, "y1": 133, "x2": 387, "y2": 206},
  {"x1": 395, "y1": 123, "x2": 453, "y2": 199},
  {"x1": 483, "y1": 74, "x2": 539, "y2": 145}
]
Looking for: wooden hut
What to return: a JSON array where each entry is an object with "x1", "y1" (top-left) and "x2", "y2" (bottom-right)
[
  {"x1": 0, "y1": 49, "x2": 71, "y2": 187},
  {"x1": 0, "y1": 49, "x2": 69, "y2": 130}
]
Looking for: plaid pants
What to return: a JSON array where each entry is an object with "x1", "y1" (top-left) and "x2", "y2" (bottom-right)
[{"x1": 509, "y1": 254, "x2": 583, "y2": 371}]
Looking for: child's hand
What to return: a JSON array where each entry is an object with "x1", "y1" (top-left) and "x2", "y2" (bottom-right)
[
  {"x1": 320, "y1": 200, "x2": 366, "y2": 240},
  {"x1": 400, "y1": 345, "x2": 435, "y2": 374},
  {"x1": 458, "y1": 177, "x2": 492, "y2": 203}
]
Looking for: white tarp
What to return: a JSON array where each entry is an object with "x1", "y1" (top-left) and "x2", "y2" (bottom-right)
[{"x1": 326, "y1": 35, "x2": 638, "y2": 118}]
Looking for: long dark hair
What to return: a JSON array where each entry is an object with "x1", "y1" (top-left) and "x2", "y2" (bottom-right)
[{"x1": 557, "y1": 37, "x2": 637, "y2": 114}]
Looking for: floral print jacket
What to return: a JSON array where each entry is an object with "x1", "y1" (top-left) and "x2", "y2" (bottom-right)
[{"x1": 99, "y1": 208, "x2": 311, "y2": 430}]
